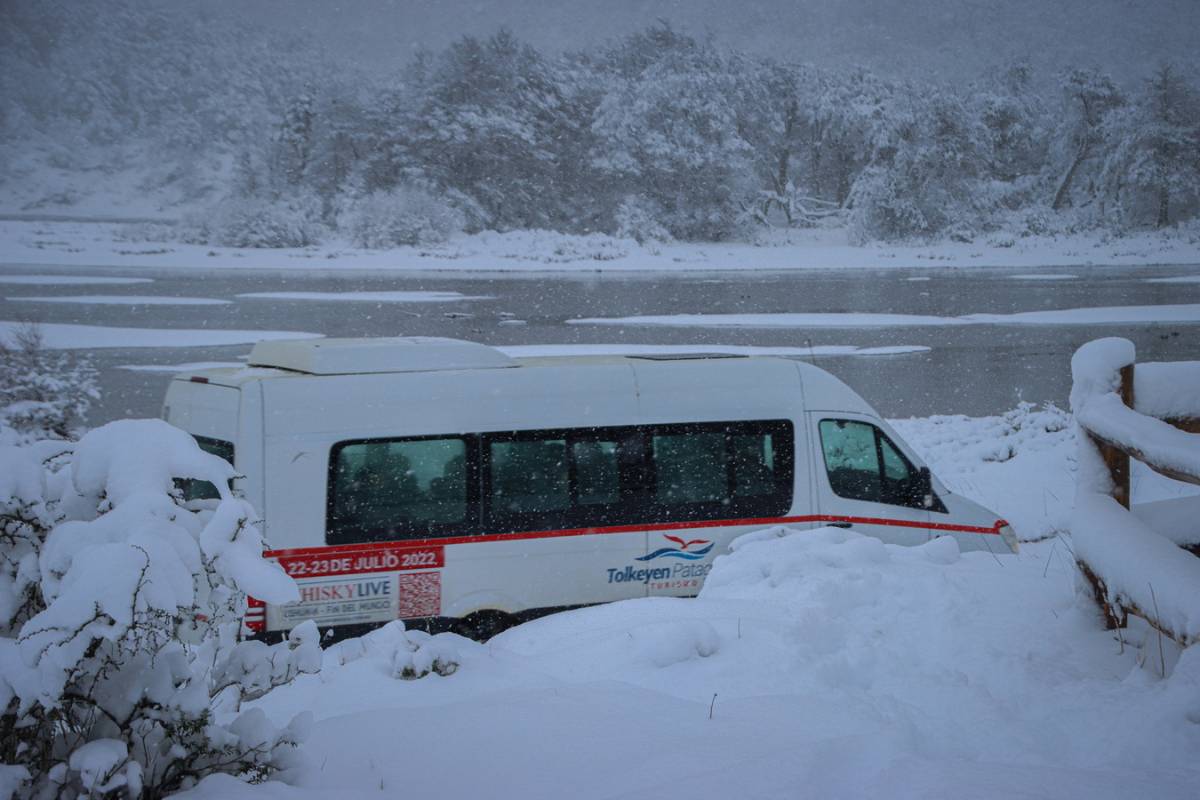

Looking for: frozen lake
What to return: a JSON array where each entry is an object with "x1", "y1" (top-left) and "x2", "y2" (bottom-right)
[{"x1": 2, "y1": 263, "x2": 1199, "y2": 423}]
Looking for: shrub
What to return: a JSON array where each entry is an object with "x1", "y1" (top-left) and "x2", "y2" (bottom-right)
[
  {"x1": 614, "y1": 195, "x2": 673, "y2": 246},
  {"x1": 0, "y1": 420, "x2": 319, "y2": 798},
  {"x1": 185, "y1": 194, "x2": 325, "y2": 248},
  {"x1": 0, "y1": 323, "x2": 98, "y2": 443},
  {"x1": 341, "y1": 187, "x2": 465, "y2": 248}
]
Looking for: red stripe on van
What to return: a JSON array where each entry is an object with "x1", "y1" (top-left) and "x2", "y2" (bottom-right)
[{"x1": 264, "y1": 514, "x2": 1004, "y2": 560}]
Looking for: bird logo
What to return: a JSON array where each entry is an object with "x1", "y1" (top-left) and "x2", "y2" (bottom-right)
[{"x1": 636, "y1": 533, "x2": 714, "y2": 561}]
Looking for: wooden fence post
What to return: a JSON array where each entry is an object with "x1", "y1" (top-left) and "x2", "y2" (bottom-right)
[
  {"x1": 1085, "y1": 363, "x2": 1134, "y2": 628},
  {"x1": 1095, "y1": 363, "x2": 1134, "y2": 510}
]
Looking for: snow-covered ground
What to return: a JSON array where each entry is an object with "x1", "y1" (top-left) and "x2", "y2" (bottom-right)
[
  {"x1": 571, "y1": 306, "x2": 1200, "y2": 327},
  {"x1": 3, "y1": 220, "x2": 1199, "y2": 273},
  {"x1": 174, "y1": 405, "x2": 1199, "y2": 800}
]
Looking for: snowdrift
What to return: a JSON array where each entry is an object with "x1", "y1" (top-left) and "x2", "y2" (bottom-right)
[{"x1": 179, "y1": 525, "x2": 1200, "y2": 800}]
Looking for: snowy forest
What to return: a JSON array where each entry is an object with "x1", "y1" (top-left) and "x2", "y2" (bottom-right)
[{"x1": 3, "y1": 0, "x2": 1200, "y2": 247}]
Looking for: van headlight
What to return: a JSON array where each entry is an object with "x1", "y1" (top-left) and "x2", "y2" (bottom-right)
[{"x1": 998, "y1": 524, "x2": 1019, "y2": 554}]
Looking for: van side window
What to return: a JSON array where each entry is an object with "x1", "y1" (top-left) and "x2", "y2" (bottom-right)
[
  {"x1": 647, "y1": 422, "x2": 793, "y2": 519},
  {"x1": 490, "y1": 439, "x2": 570, "y2": 514},
  {"x1": 652, "y1": 432, "x2": 727, "y2": 504},
  {"x1": 572, "y1": 440, "x2": 621, "y2": 505},
  {"x1": 732, "y1": 433, "x2": 777, "y2": 497},
  {"x1": 176, "y1": 436, "x2": 235, "y2": 502},
  {"x1": 328, "y1": 437, "x2": 470, "y2": 544},
  {"x1": 328, "y1": 420, "x2": 795, "y2": 542},
  {"x1": 818, "y1": 419, "x2": 922, "y2": 508}
]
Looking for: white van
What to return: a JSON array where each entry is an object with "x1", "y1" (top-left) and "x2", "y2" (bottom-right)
[{"x1": 163, "y1": 337, "x2": 1016, "y2": 638}]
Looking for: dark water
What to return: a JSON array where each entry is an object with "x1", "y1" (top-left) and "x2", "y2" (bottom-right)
[{"x1": 2, "y1": 263, "x2": 1198, "y2": 423}]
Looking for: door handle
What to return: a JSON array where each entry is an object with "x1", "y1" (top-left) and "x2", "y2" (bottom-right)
[{"x1": 828, "y1": 521, "x2": 853, "y2": 529}]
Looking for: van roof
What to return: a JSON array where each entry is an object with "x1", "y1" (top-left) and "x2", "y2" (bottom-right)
[
  {"x1": 173, "y1": 337, "x2": 876, "y2": 415},
  {"x1": 247, "y1": 336, "x2": 516, "y2": 375}
]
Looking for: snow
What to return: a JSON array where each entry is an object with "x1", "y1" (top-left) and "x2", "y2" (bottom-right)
[
  {"x1": 4, "y1": 220, "x2": 1200, "y2": 274},
  {"x1": 178, "y1": 523, "x2": 1200, "y2": 800},
  {"x1": 1132, "y1": 496, "x2": 1200, "y2": 546},
  {"x1": 1068, "y1": 337, "x2": 1200, "y2": 644},
  {"x1": 497, "y1": 343, "x2": 932, "y2": 358},
  {"x1": 0, "y1": 274, "x2": 153, "y2": 286},
  {"x1": 1075, "y1": 392, "x2": 1200, "y2": 478},
  {"x1": 1069, "y1": 339, "x2": 1200, "y2": 480},
  {"x1": 0, "y1": 321, "x2": 322, "y2": 349},
  {"x1": 0, "y1": 420, "x2": 319, "y2": 795},
  {"x1": 159, "y1": 402, "x2": 1197, "y2": 800},
  {"x1": 3, "y1": 404, "x2": 1191, "y2": 798},
  {"x1": 1135, "y1": 361, "x2": 1200, "y2": 419},
  {"x1": 1005, "y1": 273, "x2": 1078, "y2": 280},
  {"x1": 13, "y1": 294, "x2": 230, "y2": 305},
  {"x1": 236, "y1": 291, "x2": 492, "y2": 303},
  {"x1": 967, "y1": 304, "x2": 1200, "y2": 325},
  {"x1": 892, "y1": 404, "x2": 1078, "y2": 542},
  {"x1": 1146, "y1": 276, "x2": 1200, "y2": 283},
  {"x1": 572, "y1": 305, "x2": 1200, "y2": 328},
  {"x1": 67, "y1": 740, "x2": 132, "y2": 796},
  {"x1": 1072, "y1": 493, "x2": 1200, "y2": 641},
  {"x1": 1069, "y1": 337, "x2": 1135, "y2": 417},
  {"x1": 570, "y1": 312, "x2": 962, "y2": 328}
]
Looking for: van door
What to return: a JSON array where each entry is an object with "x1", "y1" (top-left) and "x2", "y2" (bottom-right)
[{"x1": 809, "y1": 413, "x2": 930, "y2": 546}]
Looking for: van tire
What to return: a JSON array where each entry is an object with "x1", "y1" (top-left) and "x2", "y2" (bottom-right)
[{"x1": 453, "y1": 610, "x2": 514, "y2": 642}]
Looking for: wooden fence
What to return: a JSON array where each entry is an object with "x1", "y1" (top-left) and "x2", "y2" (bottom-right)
[{"x1": 1070, "y1": 339, "x2": 1200, "y2": 647}]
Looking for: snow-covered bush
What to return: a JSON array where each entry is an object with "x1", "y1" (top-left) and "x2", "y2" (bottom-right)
[
  {"x1": 185, "y1": 193, "x2": 325, "y2": 249},
  {"x1": 0, "y1": 323, "x2": 98, "y2": 444},
  {"x1": 614, "y1": 196, "x2": 673, "y2": 246},
  {"x1": 341, "y1": 187, "x2": 465, "y2": 248},
  {"x1": 328, "y1": 621, "x2": 466, "y2": 680},
  {"x1": 472, "y1": 230, "x2": 631, "y2": 263},
  {"x1": 0, "y1": 420, "x2": 319, "y2": 798}
]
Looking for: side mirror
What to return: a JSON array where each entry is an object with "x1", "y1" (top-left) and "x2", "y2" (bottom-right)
[{"x1": 917, "y1": 466, "x2": 934, "y2": 509}]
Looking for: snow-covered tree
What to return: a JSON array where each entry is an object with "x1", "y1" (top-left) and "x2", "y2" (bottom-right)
[
  {"x1": 0, "y1": 324, "x2": 98, "y2": 444},
  {"x1": 0, "y1": 421, "x2": 319, "y2": 799},
  {"x1": 1099, "y1": 65, "x2": 1200, "y2": 227},
  {"x1": 402, "y1": 31, "x2": 573, "y2": 231},
  {"x1": 341, "y1": 186, "x2": 465, "y2": 248},
  {"x1": 592, "y1": 24, "x2": 754, "y2": 240},
  {"x1": 848, "y1": 91, "x2": 992, "y2": 241},
  {"x1": 272, "y1": 91, "x2": 316, "y2": 188},
  {"x1": 1050, "y1": 68, "x2": 1125, "y2": 211},
  {"x1": 972, "y1": 61, "x2": 1048, "y2": 185},
  {"x1": 614, "y1": 195, "x2": 673, "y2": 246}
]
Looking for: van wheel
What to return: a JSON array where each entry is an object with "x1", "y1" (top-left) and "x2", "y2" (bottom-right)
[{"x1": 453, "y1": 610, "x2": 514, "y2": 642}]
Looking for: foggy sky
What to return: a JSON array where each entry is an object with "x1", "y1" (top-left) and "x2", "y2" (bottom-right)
[{"x1": 230, "y1": 0, "x2": 1199, "y2": 84}]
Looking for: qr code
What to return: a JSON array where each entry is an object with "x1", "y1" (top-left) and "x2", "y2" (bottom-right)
[{"x1": 397, "y1": 571, "x2": 441, "y2": 617}]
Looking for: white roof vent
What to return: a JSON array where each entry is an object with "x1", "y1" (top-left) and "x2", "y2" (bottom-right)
[{"x1": 247, "y1": 337, "x2": 516, "y2": 375}]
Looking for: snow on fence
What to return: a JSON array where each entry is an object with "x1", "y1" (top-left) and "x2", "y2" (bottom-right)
[{"x1": 1070, "y1": 338, "x2": 1200, "y2": 646}]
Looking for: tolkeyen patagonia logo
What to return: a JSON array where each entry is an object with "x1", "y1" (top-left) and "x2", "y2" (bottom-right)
[{"x1": 636, "y1": 534, "x2": 714, "y2": 561}]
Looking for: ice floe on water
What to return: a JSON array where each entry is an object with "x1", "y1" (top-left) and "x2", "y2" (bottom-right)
[
  {"x1": 1145, "y1": 275, "x2": 1200, "y2": 283},
  {"x1": 498, "y1": 343, "x2": 930, "y2": 358},
  {"x1": 236, "y1": 290, "x2": 492, "y2": 302},
  {"x1": 0, "y1": 274, "x2": 154, "y2": 285},
  {"x1": 13, "y1": 294, "x2": 229, "y2": 305},
  {"x1": 1005, "y1": 273, "x2": 1078, "y2": 280},
  {"x1": 0, "y1": 321, "x2": 321, "y2": 349},
  {"x1": 571, "y1": 304, "x2": 1200, "y2": 328},
  {"x1": 570, "y1": 312, "x2": 961, "y2": 328}
]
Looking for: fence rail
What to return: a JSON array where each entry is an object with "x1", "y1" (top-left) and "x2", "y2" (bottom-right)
[{"x1": 1069, "y1": 339, "x2": 1200, "y2": 648}]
